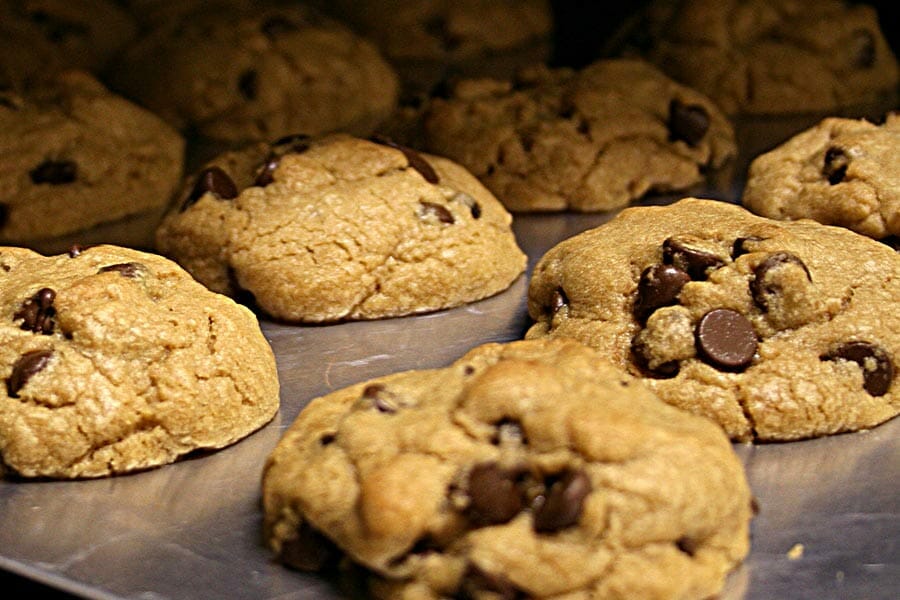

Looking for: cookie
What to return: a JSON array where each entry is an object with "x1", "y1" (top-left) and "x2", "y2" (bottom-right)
[
  {"x1": 423, "y1": 59, "x2": 736, "y2": 212},
  {"x1": 262, "y1": 338, "x2": 752, "y2": 599},
  {"x1": 155, "y1": 133, "x2": 526, "y2": 323},
  {"x1": 619, "y1": 0, "x2": 899, "y2": 115},
  {"x1": 526, "y1": 198, "x2": 900, "y2": 441},
  {"x1": 0, "y1": 70, "x2": 185, "y2": 244},
  {"x1": 743, "y1": 114, "x2": 900, "y2": 240},
  {"x1": 0, "y1": 244, "x2": 279, "y2": 479},
  {"x1": 309, "y1": 0, "x2": 554, "y2": 97},
  {"x1": 107, "y1": 1, "x2": 399, "y2": 144}
]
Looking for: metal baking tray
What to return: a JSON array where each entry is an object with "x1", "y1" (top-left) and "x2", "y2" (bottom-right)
[{"x1": 1, "y1": 115, "x2": 898, "y2": 599}]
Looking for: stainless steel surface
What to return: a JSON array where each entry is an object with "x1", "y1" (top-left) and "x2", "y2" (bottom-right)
[{"x1": 1, "y1": 203, "x2": 898, "y2": 599}]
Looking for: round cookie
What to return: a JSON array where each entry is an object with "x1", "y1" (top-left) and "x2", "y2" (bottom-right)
[
  {"x1": 106, "y1": 1, "x2": 399, "y2": 144},
  {"x1": 0, "y1": 70, "x2": 185, "y2": 244},
  {"x1": 526, "y1": 198, "x2": 900, "y2": 441},
  {"x1": 743, "y1": 114, "x2": 900, "y2": 240},
  {"x1": 262, "y1": 338, "x2": 752, "y2": 599},
  {"x1": 619, "y1": 0, "x2": 899, "y2": 115},
  {"x1": 423, "y1": 59, "x2": 736, "y2": 212},
  {"x1": 0, "y1": 244, "x2": 279, "y2": 479},
  {"x1": 155, "y1": 134, "x2": 526, "y2": 323}
]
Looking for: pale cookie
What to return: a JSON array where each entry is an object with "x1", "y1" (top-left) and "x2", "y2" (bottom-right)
[
  {"x1": 0, "y1": 244, "x2": 279, "y2": 479},
  {"x1": 262, "y1": 338, "x2": 752, "y2": 599},
  {"x1": 0, "y1": 71, "x2": 184, "y2": 244},
  {"x1": 621, "y1": 0, "x2": 899, "y2": 115},
  {"x1": 155, "y1": 134, "x2": 526, "y2": 323},
  {"x1": 424, "y1": 59, "x2": 736, "y2": 212},
  {"x1": 527, "y1": 198, "x2": 900, "y2": 441},
  {"x1": 743, "y1": 114, "x2": 900, "y2": 240},
  {"x1": 107, "y1": 1, "x2": 399, "y2": 143}
]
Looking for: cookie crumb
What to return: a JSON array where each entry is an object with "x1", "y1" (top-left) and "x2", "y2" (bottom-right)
[{"x1": 787, "y1": 543, "x2": 805, "y2": 560}]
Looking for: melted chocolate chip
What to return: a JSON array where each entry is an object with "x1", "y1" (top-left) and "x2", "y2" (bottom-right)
[
  {"x1": 633, "y1": 264, "x2": 690, "y2": 322},
  {"x1": 30, "y1": 159, "x2": 77, "y2": 184},
  {"x1": 15, "y1": 288, "x2": 56, "y2": 334},
  {"x1": 823, "y1": 147, "x2": 849, "y2": 185},
  {"x1": 254, "y1": 157, "x2": 280, "y2": 187},
  {"x1": 663, "y1": 238, "x2": 725, "y2": 280},
  {"x1": 731, "y1": 236, "x2": 764, "y2": 259},
  {"x1": 98, "y1": 262, "x2": 143, "y2": 278},
  {"x1": 371, "y1": 136, "x2": 440, "y2": 184},
  {"x1": 851, "y1": 29, "x2": 876, "y2": 68},
  {"x1": 532, "y1": 469, "x2": 591, "y2": 533},
  {"x1": 668, "y1": 99, "x2": 710, "y2": 146},
  {"x1": 7, "y1": 349, "x2": 53, "y2": 397},
  {"x1": 823, "y1": 341, "x2": 894, "y2": 396},
  {"x1": 750, "y1": 252, "x2": 810, "y2": 311},
  {"x1": 278, "y1": 522, "x2": 339, "y2": 572},
  {"x1": 467, "y1": 463, "x2": 524, "y2": 525},
  {"x1": 418, "y1": 201, "x2": 455, "y2": 224},
  {"x1": 695, "y1": 309, "x2": 757, "y2": 370},
  {"x1": 456, "y1": 564, "x2": 521, "y2": 600},
  {"x1": 182, "y1": 167, "x2": 238, "y2": 211}
]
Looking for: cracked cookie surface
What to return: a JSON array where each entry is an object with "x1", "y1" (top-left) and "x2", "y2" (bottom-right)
[
  {"x1": 743, "y1": 114, "x2": 900, "y2": 240},
  {"x1": 423, "y1": 59, "x2": 736, "y2": 212},
  {"x1": 526, "y1": 198, "x2": 900, "y2": 441},
  {"x1": 0, "y1": 244, "x2": 279, "y2": 478},
  {"x1": 0, "y1": 70, "x2": 184, "y2": 244},
  {"x1": 106, "y1": 1, "x2": 398, "y2": 143},
  {"x1": 155, "y1": 133, "x2": 526, "y2": 323},
  {"x1": 262, "y1": 338, "x2": 751, "y2": 599}
]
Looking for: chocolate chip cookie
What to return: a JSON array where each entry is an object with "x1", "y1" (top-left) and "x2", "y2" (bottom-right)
[
  {"x1": 0, "y1": 70, "x2": 184, "y2": 244},
  {"x1": 619, "y1": 0, "x2": 899, "y2": 115},
  {"x1": 155, "y1": 133, "x2": 526, "y2": 322},
  {"x1": 743, "y1": 114, "x2": 900, "y2": 240},
  {"x1": 262, "y1": 338, "x2": 752, "y2": 599},
  {"x1": 527, "y1": 198, "x2": 900, "y2": 441},
  {"x1": 107, "y1": 1, "x2": 399, "y2": 143},
  {"x1": 0, "y1": 244, "x2": 279, "y2": 479},
  {"x1": 423, "y1": 59, "x2": 736, "y2": 212}
]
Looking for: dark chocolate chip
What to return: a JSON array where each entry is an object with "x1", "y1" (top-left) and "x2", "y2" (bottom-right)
[
  {"x1": 182, "y1": 166, "x2": 238, "y2": 211},
  {"x1": 532, "y1": 469, "x2": 591, "y2": 533},
  {"x1": 663, "y1": 237, "x2": 725, "y2": 280},
  {"x1": 463, "y1": 365, "x2": 475, "y2": 375},
  {"x1": 451, "y1": 192, "x2": 481, "y2": 219},
  {"x1": 319, "y1": 433, "x2": 335, "y2": 446},
  {"x1": 15, "y1": 288, "x2": 56, "y2": 334},
  {"x1": 823, "y1": 147, "x2": 849, "y2": 185},
  {"x1": 253, "y1": 156, "x2": 280, "y2": 187},
  {"x1": 98, "y1": 262, "x2": 143, "y2": 278},
  {"x1": 361, "y1": 383, "x2": 397, "y2": 413},
  {"x1": 456, "y1": 564, "x2": 521, "y2": 600},
  {"x1": 695, "y1": 309, "x2": 757, "y2": 370},
  {"x1": 822, "y1": 341, "x2": 894, "y2": 396},
  {"x1": 238, "y1": 69, "x2": 258, "y2": 100},
  {"x1": 851, "y1": 29, "x2": 876, "y2": 68},
  {"x1": 631, "y1": 335, "x2": 680, "y2": 378},
  {"x1": 549, "y1": 287, "x2": 569, "y2": 316},
  {"x1": 418, "y1": 201, "x2": 455, "y2": 224},
  {"x1": 466, "y1": 463, "x2": 524, "y2": 525},
  {"x1": 371, "y1": 136, "x2": 440, "y2": 184},
  {"x1": 278, "y1": 522, "x2": 339, "y2": 572},
  {"x1": 731, "y1": 236, "x2": 764, "y2": 259},
  {"x1": 261, "y1": 15, "x2": 299, "y2": 38},
  {"x1": 67, "y1": 244, "x2": 88, "y2": 257},
  {"x1": 30, "y1": 159, "x2": 77, "y2": 185},
  {"x1": 7, "y1": 349, "x2": 53, "y2": 397},
  {"x1": 668, "y1": 99, "x2": 710, "y2": 146},
  {"x1": 750, "y1": 252, "x2": 811, "y2": 312},
  {"x1": 633, "y1": 264, "x2": 690, "y2": 322},
  {"x1": 676, "y1": 537, "x2": 699, "y2": 557}
]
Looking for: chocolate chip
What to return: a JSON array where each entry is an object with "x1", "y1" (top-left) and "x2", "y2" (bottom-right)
[
  {"x1": 253, "y1": 156, "x2": 280, "y2": 187},
  {"x1": 30, "y1": 159, "x2": 77, "y2": 184},
  {"x1": 467, "y1": 463, "x2": 524, "y2": 526},
  {"x1": 633, "y1": 264, "x2": 690, "y2": 322},
  {"x1": 668, "y1": 99, "x2": 710, "y2": 146},
  {"x1": 182, "y1": 167, "x2": 238, "y2": 211},
  {"x1": 822, "y1": 341, "x2": 894, "y2": 396},
  {"x1": 631, "y1": 335, "x2": 680, "y2": 378},
  {"x1": 98, "y1": 262, "x2": 143, "y2": 278},
  {"x1": 237, "y1": 69, "x2": 258, "y2": 100},
  {"x1": 851, "y1": 29, "x2": 876, "y2": 68},
  {"x1": 676, "y1": 537, "x2": 699, "y2": 557},
  {"x1": 361, "y1": 383, "x2": 398, "y2": 413},
  {"x1": 261, "y1": 15, "x2": 298, "y2": 38},
  {"x1": 823, "y1": 147, "x2": 849, "y2": 185},
  {"x1": 371, "y1": 136, "x2": 440, "y2": 184},
  {"x1": 732, "y1": 236, "x2": 764, "y2": 259},
  {"x1": 7, "y1": 349, "x2": 53, "y2": 398},
  {"x1": 418, "y1": 201, "x2": 455, "y2": 224},
  {"x1": 15, "y1": 288, "x2": 56, "y2": 334},
  {"x1": 532, "y1": 469, "x2": 591, "y2": 533},
  {"x1": 662, "y1": 237, "x2": 725, "y2": 280},
  {"x1": 549, "y1": 287, "x2": 569, "y2": 316},
  {"x1": 254, "y1": 134, "x2": 312, "y2": 187},
  {"x1": 278, "y1": 522, "x2": 339, "y2": 572},
  {"x1": 451, "y1": 192, "x2": 481, "y2": 219},
  {"x1": 456, "y1": 564, "x2": 521, "y2": 600},
  {"x1": 319, "y1": 433, "x2": 335, "y2": 446},
  {"x1": 67, "y1": 244, "x2": 89, "y2": 257},
  {"x1": 750, "y1": 252, "x2": 811, "y2": 312},
  {"x1": 695, "y1": 309, "x2": 757, "y2": 370}
]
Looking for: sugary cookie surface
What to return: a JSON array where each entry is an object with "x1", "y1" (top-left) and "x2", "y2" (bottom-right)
[
  {"x1": 263, "y1": 338, "x2": 751, "y2": 599},
  {"x1": 424, "y1": 59, "x2": 736, "y2": 211},
  {"x1": 527, "y1": 198, "x2": 900, "y2": 441},
  {"x1": 743, "y1": 114, "x2": 900, "y2": 240},
  {"x1": 0, "y1": 245, "x2": 279, "y2": 478},
  {"x1": 156, "y1": 134, "x2": 526, "y2": 323}
]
